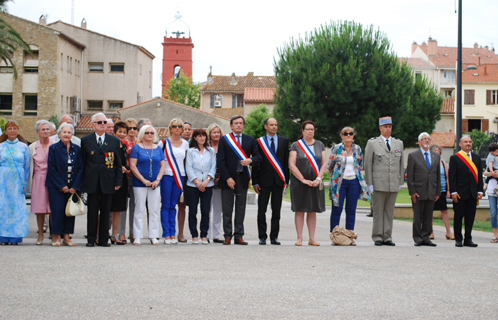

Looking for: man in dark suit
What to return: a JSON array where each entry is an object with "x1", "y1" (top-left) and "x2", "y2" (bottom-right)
[
  {"x1": 406, "y1": 132, "x2": 440, "y2": 246},
  {"x1": 81, "y1": 112, "x2": 123, "y2": 247},
  {"x1": 252, "y1": 118, "x2": 289, "y2": 245},
  {"x1": 217, "y1": 115, "x2": 261, "y2": 245},
  {"x1": 449, "y1": 135, "x2": 483, "y2": 247}
]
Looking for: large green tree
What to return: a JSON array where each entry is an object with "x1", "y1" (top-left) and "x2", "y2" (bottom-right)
[
  {"x1": 1, "y1": 2, "x2": 31, "y2": 79},
  {"x1": 273, "y1": 21, "x2": 442, "y2": 148},
  {"x1": 164, "y1": 70, "x2": 201, "y2": 109},
  {"x1": 243, "y1": 104, "x2": 271, "y2": 139}
]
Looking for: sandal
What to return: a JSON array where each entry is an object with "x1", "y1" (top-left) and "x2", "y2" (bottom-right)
[
  {"x1": 1, "y1": 242, "x2": 9, "y2": 245},
  {"x1": 491, "y1": 237, "x2": 498, "y2": 243}
]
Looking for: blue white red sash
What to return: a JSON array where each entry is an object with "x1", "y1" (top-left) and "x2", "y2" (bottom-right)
[
  {"x1": 296, "y1": 139, "x2": 319, "y2": 176},
  {"x1": 257, "y1": 136, "x2": 286, "y2": 184},
  {"x1": 164, "y1": 138, "x2": 183, "y2": 191},
  {"x1": 225, "y1": 133, "x2": 251, "y2": 179}
]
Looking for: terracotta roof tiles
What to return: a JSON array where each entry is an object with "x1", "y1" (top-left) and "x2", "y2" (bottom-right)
[
  {"x1": 244, "y1": 88, "x2": 275, "y2": 102},
  {"x1": 441, "y1": 98, "x2": 454, "y2": 114},
  {"x1": 417, "y1": 43, "x2": 498, "y2": 67},
  {"x1": 431, "y1": 132, "x2": 455, "y2": 148},
  {"x1": 202, "y1": 72, "x2": 276, "y2": 92},
  {"x1": 75, "y1": 114, "x2": 120, "y2": 132},
  {"x1": 211, "y1": 108, "x2": 244, "y2": 119},
  {"x1": 460, "y1": 64, "x2": 498, "y2": 83}
]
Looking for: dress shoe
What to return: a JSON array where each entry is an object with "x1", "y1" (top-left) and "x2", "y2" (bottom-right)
[
  {"x1": 455, "y1": 241, "x2": 463, "y2": 247},
  {"x1": 259, "y1": 238, "x2": 266, "y2": 245},
  {"x1": 234, "y1": 238, "x2": 248, "y2": 245},
  {"x1": 97, "y1": 242, "x2": 111, "y2": 247},
  {"x1": 414, "y1": 242, "x2": 422, "y2": 246},
  {"x1": 86, "y1": 242, "x2": 95, "y2": 247},
  {"x1": 271, "y1": 238, "x2": 281, "y2": 245},
  {"x1": 223, "y1": 237, "x2": 231, "y2": 245},
  {"x1": 374, "y1": 240, "x2": 383, "y2": 246},
  {"x1": 463, "y1": 241, "x2": 478, "y2": 247},
  {"x1": 213, "y1": 238, "x2": 224, "y2": 243},
  {"x1": 422, "y1": 241, "x2": 437, "y2": 247},
  {"x1": 382, "y1": 240, "x2": 395, "y2": 246},
  {"x1": 366, "y1": 213, "x2": 373, "y2": 217}
]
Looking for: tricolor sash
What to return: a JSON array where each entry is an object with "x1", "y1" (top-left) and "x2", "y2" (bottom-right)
[
  {"x1": 296, "y1": 139, "x2": 320, "y2": 176},
  {"x1": 164, "y1": 138, "x2": 183, "y2": 191},
  {"x1": 257, "y1": 136, "x2": 286, "y2": 184},
  {"x1": 456, "y1": 150, "x2": 478, "y2": 184},
  {"x1": 225, "y1": 133, "x2": 251, "y2": 179}
]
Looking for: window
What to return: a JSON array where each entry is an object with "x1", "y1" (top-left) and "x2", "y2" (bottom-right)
[
  {"x1": 174, "y1": 65, "x2": 181, "y2": 79},
  {"x1": 415, "y1": 72, "x2": 422, "y2": 80},
  {"x1": 110, "y1": 63, "x2": 124, "y2": 72},
  {"x1": 0, "y1": 57, "x2": 13, "y2": 73},
  {"x1": 232, "y1": 94, "x2": 244, "y2": 108},
  {"x1": 443, "y1": 90, "x2": 453, "y2": 98},
  {"x1": 24, "y1": 50, "x2": 39, "y2": 73},
  {"x1": 89, "y1": 62, "x2": 103, "y2": 72},
  {"x1": 109, "y1": 101, "x2": 123, "y2": 110},
  {"x1": 24, "y1": 94, "x2": 37, "y2": 116},
  {"x1": 464, "y1": 90, "x2": 475, "y2": 105},
  {"x1": 0, "y1": 94, "x2": 13, "y2": 115},
  {"x1": 468, "y1": 119, "x2": 481, "y2": 132},
  {"x1": 211, "y1": 94, "x2": 223, "y2": 108},
  {"x1": 88, "y1": 100, "x2": 103, "y2": 110},
  {"x1": 486, "y1": 90, "x2": 498, "y2": 105}
]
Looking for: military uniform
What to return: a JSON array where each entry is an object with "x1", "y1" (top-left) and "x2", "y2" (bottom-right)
[{"x1": 364, "y1": 135, "x2": 404, "y2": 242}]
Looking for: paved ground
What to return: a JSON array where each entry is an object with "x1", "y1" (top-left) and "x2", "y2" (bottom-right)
[{"x1": 1, "y1": 199, "x2": 498, "y2": 319}]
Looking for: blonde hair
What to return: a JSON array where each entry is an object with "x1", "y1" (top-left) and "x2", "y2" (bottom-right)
[
  {"x1": 207, "y1": 123, "x2": 223, "y2": 142},
  {"x1": 124, "y1": 118, "x2": 138, "y2": 126},
  {"x1": 168, "y1": 118, "x2": 184, "y2": 134},
  {"x1": 340, "y1": 126, "x2": 354, "y2": 136}
]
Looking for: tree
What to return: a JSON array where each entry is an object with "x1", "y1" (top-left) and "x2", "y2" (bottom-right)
[
  {"x1": 465, "y1": 129, "x2": 491, "y2": 154},
  {"x1": 273, "y1": 20, "x2": 443, "y2": 148},
  {"x1": 243, "y1": 104, "x2": 271, "y2": 139},
  {"x1": 164, "y1": 70, "x2": 201, "y2": 109},
  {"x1": 48, "y1": 115, "x2": 59, "y2": 130},
  {"x1": 0, "y1": 116, "x2": 6, "y2": 132},
  {"x1": 1, "y1": 3, "x2": 32, "y2": 79}
]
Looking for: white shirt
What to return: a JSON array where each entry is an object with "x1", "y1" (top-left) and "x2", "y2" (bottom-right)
[
  {"x1": 96, "y1": 133, "x2": 106, "y2": 144},
  {"x1": 158, "y1": 139, "x2": 189, "y2": 176},
  {"x1": 343, "y1": 156, "x2": 356, "y2": 176},
  {"x1": 420, "y1": 147, "x2": 431, "y2": 166}
]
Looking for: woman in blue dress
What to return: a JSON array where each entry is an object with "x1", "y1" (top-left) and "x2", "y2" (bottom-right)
[{"x1": 0, "y1": 121, "x2": 30, "y2": 245}]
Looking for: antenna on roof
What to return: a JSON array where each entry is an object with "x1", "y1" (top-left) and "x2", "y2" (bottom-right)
[{"x1": 429, "y1": 26, "x2": 431, "y2": 38}]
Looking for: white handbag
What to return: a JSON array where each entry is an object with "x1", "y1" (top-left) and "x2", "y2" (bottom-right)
[{"x1": 65, "y1": 193, "x2": 87, "y2": 217}]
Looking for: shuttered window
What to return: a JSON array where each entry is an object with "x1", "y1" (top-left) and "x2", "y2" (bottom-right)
[{"x1": 464, "y1": 90, "x2": 475, "y2": 105}]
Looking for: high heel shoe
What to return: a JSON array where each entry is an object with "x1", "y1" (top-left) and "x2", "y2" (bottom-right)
[
  {"x1": 446, "y1": 234, "x2": 455, "y2": 240},
  {"x1": 110, "y1": 235, "x2": 117, "y2": 244},
  {"x1": 430, "y1": 234, "x2": 435, "y2": 240},
  {"x1": 150, "y1": 238, "x2": 159, "y2": 245}
]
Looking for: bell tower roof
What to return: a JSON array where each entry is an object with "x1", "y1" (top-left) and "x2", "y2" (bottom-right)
[{"x1": 165, "y1": 11, "x2": 190, "y2": 38}]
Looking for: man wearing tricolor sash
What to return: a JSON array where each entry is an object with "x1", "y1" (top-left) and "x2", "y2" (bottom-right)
[
  {"x1": 449, "y1": 135, "x2": 483, "y2": 247},
  {"x1": 252, "y1": 118, "x2": 289, "y2": 245},
  {"x1": 217, "y1": 115, "x2": 261, "y2": 245}
]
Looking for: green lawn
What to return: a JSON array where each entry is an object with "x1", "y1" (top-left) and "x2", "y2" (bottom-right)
[{"x1": 395, "y1": 218, "x2": 493, "y2": 233}]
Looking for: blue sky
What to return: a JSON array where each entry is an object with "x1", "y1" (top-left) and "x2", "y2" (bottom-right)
[{"x1": 6, "y1": 0, "x2": 498, "y2": 97}]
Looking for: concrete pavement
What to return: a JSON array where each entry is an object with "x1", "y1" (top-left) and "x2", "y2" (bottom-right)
[{"x1": 1, "y1": 200, "x2": 498, "y2": 319}]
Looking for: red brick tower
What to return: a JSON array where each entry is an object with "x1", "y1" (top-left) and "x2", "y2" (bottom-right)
[{"x1": 162, "y1": 12, "x2": 194, "y2": 97}]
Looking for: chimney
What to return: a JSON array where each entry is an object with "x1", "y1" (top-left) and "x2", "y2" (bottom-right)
[
  {"x1": 230, "y1": 72, "x2": 237, "y2": 85},
  {"x1": 81, "y1": 18, "x2": 87, "y2": 29},
  {"x1": 411, "y1": 41, "x2": 418, "y2": 54},
  {"x1": 474, "y1": 43, "x2": 479, "y2": 55},
  {"x1": 427, "y1": 37, "x2": 437, "y2": 56},
  {"x1": 207, "y1": 66, "x2": 213, "y2": 84},
  {"x1": 485, "y1": 45, "x2": 489, "y2": 50},
  {"x1": 39, "y1": 15, "x2": 46, "y2": 25},
  {"x1": 478, "y1": 57, "x2": 481, "y2": 66},
  {"x1": 484, "y1": 66, "x2": 487, "y2": 75}
]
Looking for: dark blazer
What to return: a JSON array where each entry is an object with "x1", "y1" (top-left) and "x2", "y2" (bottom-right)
[
  {"x1": 217, "y1": 133, "x2": 261, "y2": 189},
  {"x1": 80, "y1": 133, "x2": 123, "y2": 194},
  {"x1": 45, "y1": 141, "x2": 83, "y2": 190},
  {"x1": 449, "y1": 152, "x2": 483, "y2": 200},
  {"x1": 252, "y1": 135, "x2": 289, "y2": 187},
  {"x1": 406, "y1": 149, "x2": 440, "y2": 201}
]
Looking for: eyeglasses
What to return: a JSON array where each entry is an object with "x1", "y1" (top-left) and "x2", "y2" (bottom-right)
[
  {"x1": 94, "y1": 121, "x2": 107, "y2": 125},
  {"x1": 342, "y1": 132, "x2": 354, "y2": 136},
  {"x1": 144, "y1": 132, "x2": 155, "y2": 135},
  {"x1": 171, "y1": 125, "x2": 182, "y2": 128},
  {"x1": 39, "y1": 128, "x2": 51, "y2": 132},
  {"x1": 129, "y1": 127, "x2": 138, "y2": 131}
]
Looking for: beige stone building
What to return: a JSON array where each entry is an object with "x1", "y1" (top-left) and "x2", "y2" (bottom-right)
[
  {"x1": 0, "y1": 13, "x2": 84, "y2": 142},
  {"x1": 200, "y1": 71, "x2": 275, "y2": 117}
]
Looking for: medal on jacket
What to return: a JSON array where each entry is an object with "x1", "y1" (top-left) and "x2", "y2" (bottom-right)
[
  {"x1": 378, "y1": 155, "x2": 382, "y2": 161},
  {"x1": 105, "y1": 152, "x2": 114, "y2": 169}
]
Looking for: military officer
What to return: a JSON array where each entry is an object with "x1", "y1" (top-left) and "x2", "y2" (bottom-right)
[{"x1": 364, "y1": 116, "x2": 404, "y2": 246}]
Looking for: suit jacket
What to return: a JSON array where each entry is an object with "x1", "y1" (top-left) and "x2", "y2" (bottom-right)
[
  {"x1": 45, "y1": 140, "x2": 83, "y2": 191},
  {"x1": 80, "y1": 133, "x2": 123, "y2": 194},
  {"x1": 406, "y1": 149, "x2": 440, "y2": 201},
  {"x1": 449, "y1": 152, "x2": 483, "y2": 200},
  {"x1": 252, "y1": 135, "x2": 289, "y2": 188},
  {"x1": 217, "y1": 133, "x2": 261, "y2": 189},
  {"x1": 364, "y1": 136, "x2": 404, "y2": 192}
]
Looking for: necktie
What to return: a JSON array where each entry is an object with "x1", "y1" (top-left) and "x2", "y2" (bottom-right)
[
  {"x1": 271, "y1": 137, "x2": 275, "y2": 153},
  {"x1": 236, "y1": 135, "x2": 243, "y2": 172},
  {"x1": 386, "y1": 139, "x2": 391, "y2": 151},
  {"x1": 424, "y1": 152, "x2": 430, "y2": 169},
  {"x1": 98, "y1": 137, "x2": 102, "y2": 148}
]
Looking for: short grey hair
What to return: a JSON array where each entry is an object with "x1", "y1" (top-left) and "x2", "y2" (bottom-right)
[
  {"x1": 138, "y1": 118, "x2": 152, "y2": 130},
  {"x1": 57, "y1": 122, "x2": 74, "y2": 135},
  {"x1": 50, "y1": 122, "x2": 56, "y2": 130},
  {"x1": 106, "y1": 118, "x2": 114, "y2": 124},
  {"x1": 34, "y1": 120, "x2": 51, "y2": 132},
  {"x1": 418, "y1": 132, "x2": 431, "y2": 141},
  {"x1": 60, "y1": 115, "x2": 73, "y2": 124},
  {"x1": 91, "y1": 112, "x2": 106, "y2": 123},
  {"x1": 430, "y1": 144, "x2": 442, "y2": 154},
  {"x1": 137, "y1": 125, "x2": 157, "y2": 142}
]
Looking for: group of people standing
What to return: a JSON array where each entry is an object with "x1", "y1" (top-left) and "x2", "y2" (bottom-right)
[{"x1": 0, "y1": 112, "x2": 489, "y2": 247}]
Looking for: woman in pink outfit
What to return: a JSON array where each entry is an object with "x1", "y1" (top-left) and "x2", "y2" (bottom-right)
[{"x1": 28, "y1": 120, "x2": 53, "y2": 245}]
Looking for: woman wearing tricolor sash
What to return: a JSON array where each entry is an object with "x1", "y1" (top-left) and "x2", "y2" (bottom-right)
[
  {"x1": 289, "y1": 120, "x2": 327, "y2": 246},
  {"x1": 157, "y1": 118, "x2": 189, "y2": 244}
]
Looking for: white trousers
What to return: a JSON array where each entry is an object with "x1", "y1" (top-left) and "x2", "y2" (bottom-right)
[
  {"x1": 207, "y1": 188, "x2": 223, "y2": 239},
  {"x1": 133, "y1": 187, "x2": 161, "y2": 239}
]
